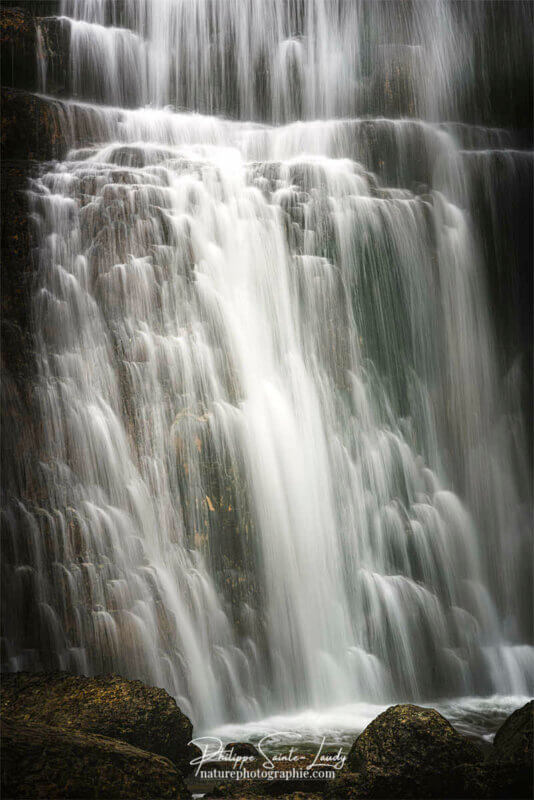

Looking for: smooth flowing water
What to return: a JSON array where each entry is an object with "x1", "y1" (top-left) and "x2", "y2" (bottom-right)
[{"x1": 2, "y1": 0, "x2": 532, "y2": 733}]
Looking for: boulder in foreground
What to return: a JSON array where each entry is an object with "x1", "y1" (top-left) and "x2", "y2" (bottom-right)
[
  {"x1": 492, "y1": 700, "x2": 533, "y2": 764},
  {"x1": 0, "y1": 716, "x2": 190, "y2": 799},
  {"x1": 346, "y1": 703, "x2": 482, "y2": 798},
  {"x1": 451, "y1": 761, "x2": 532, "y2": 799},
  {"x1": 1, "y1": 672, "x2": 198, "y2": 774}
]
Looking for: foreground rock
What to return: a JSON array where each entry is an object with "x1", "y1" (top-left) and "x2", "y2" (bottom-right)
[
  {"x1": 451, "y1": 700, "x2": 534, "y2": 800},
  {"x1": 451, "y1": 761, "x2": 532, "y2": 799},
  {"x1": 345, "y1": 704, "x2": 482, "y2": 798},
  {"x1": 493, "y1": 700, "x2": 533, "y2": 764},
  {"x1": 205, "y1": 778, "x2": 329, "y2": 799},
  {"x1": 1, "y1": 672, "x2": 198, "y2": 774},
  {"x1": 195, "y1": 748, "x2": 334, "y2": 799},
  {"x1": 225, "y1": 741, "x2": 262, "y2": 759},
  {"x1": 1, "y1": 716, "x2": 190, "y2": 799}
]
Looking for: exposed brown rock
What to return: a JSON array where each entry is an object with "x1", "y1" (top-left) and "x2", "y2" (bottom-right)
[
  {"x1": 0, "y1": 716, "x2": 190, "y2": 799},
  {"x1": 1, "y1": 672, "x2": 200, "y2": 775}
]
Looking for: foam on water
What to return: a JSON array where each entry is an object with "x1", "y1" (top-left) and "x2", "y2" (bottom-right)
[{"x1": 208, "y1": 695, "x2": 532, "y2": 752}]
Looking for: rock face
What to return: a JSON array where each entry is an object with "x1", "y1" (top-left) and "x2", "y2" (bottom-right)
[
  {"x1": 1, "y1": 87, "x2": 68, "y2": 161},
  {"x1": 493, "y1": 700, "x2": 533, "y2": 765},
  {"x1": 346, "y1": 703, "x2": 482, "y2": 798},
  {"x1": 1, "y1": 672, "x2": 198, "y2": 775},
  {"x1": 0, "y1": 716, "x2": 190, "y2": 799},
  {"x1": 1, "y1": 5, "x2": 69, "y2": 96},
  {"x1": 1, "y1": 159, "x2": 38, "y2": 381},
  {"x1": 0, "y1": 7, "x2": 38, "y2": 92}
]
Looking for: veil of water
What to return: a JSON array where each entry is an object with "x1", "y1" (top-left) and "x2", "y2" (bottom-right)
[{"x1": 2, "y1": 0, "x2": 532, "y2": 731}]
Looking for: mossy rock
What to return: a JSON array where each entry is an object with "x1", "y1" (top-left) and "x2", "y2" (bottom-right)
[
  {"x1": 1, "y1": 716, "x2": 190, "y2": 799},
  {"x1": 451, "y1": 760, "x2": 533, "y2": 799},
  {"x1": 346, "y1": 704, "x2": 482, "y2": 798},
  {"x1": 1, "y1": 672, "x2": 199, "y2": 774},
  {"x1": 493, "y1": 700, "x2": 533, "y2": 765}
]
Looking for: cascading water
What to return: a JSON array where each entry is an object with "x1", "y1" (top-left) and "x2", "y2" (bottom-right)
[{"x1": 2, "y1": 0, "x2": 532, "y2": 732}]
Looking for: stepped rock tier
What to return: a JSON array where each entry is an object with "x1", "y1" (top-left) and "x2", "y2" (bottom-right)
[{"x1": 1, "y1": 0, "x2": 532, "y2": 732}]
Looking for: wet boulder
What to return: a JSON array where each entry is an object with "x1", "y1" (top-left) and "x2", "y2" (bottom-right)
[
  {"x1": 225, "y1": 742, "x2": 261, "y2": 759},
  {"x1": 0, "y1": 716, "x2": 190, "y2": 799},
  {"x1": 1, "y1": 672, "x2": 199, "y2": 775},
  {"x1": 346, "y1": 703, "x2": 482, "y2": 798},
  {"x1": 447, "y1": 701, "x2": 534, "y2": 799},
  {"x1": 492, "y1": 700, "x2": 533, "y2": 765}
]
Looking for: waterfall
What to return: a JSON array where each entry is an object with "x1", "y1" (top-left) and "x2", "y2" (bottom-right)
[{"x1": 2, "y1": 0, "x2": 532, "y2": 730}]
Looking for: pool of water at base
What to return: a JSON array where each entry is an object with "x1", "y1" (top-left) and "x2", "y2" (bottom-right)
[{"x1": 204, "y1": 694, "x2": 532, "y2": 755}]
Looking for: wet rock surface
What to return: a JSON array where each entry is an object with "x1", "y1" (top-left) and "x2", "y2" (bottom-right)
[
  {"x1": 1, "y1": 87, "x2": 68, "y2": 161},
  {"x1": 1, "y1": 672, "x2": 199, "y2": 775},
  {"x1": 225, "y1": 741, "x2": 262, "y2": 759},
  {"x1": 0, "y1": 678, "x2": 531, "y2": 799},
  {"x1": 347, "y1": 703, "x2": 482, "y2": 771},
  {"x1": 344, "y1": 703, "x2": 483, "y2": 798},
  {"x1": 0, "y1": 716, "x2": 190, "y2": 799},
  {"x1": 492, "y1": 699, "x2": 533, "y2": 765},
  {"x1": 1, "y1": 159, "x2": 38, "y2": 382},
  {"x1": 1, "y1": 5, "x2": 68, "y2": 95},
  {"x1": 0, "y1": 7, "x2": 38, "y2": 92}
]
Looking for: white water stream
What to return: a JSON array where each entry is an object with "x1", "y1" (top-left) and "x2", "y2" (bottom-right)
[{"x1": 2, "y1": 0, "x2": 532, "y2": 734}]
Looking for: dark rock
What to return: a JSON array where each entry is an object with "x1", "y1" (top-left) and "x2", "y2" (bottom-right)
[
  {"x1": 1, "y1": 159, "x2": 38, "y2": 381},
  {"x1": 225, "y1": 741, "x2": 262, "y2": 759},
  {"x1": 451, "y1": 760, "x2": 533, "y2": 799},
  {"x1": 492, "y1": 700, "x2": 533, "y2": 765},
  {"x1": 204, "y1": 777, "x2": 330, "y2": 798},
  {"x1": 1, "y1": 672, "x2": 200, "y2": 775},
  {"x1": 1, "y1": 87, "x2": 68, "y2": 161},
  {"x1": 0, "y1": 716, "x2": 190, "y2": 799},
  {"x1": 1, "y1": 5, "x2": 70, "y2": 95},
  {"x1": 1, "y1": 157, "x2": 42, "y2": 500},
  {"x1": 0, "y1": 7, "x2": 38, "y2": 92},
  {"x1": 37, "y1": 15, "x2": 72, "y2": 97},
  {"x1": 324, "y1": 771, "x2": 368, "y2": 799},
  {"x1": 346, "y1": 703, "x2": 483, "y2": 798}
]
